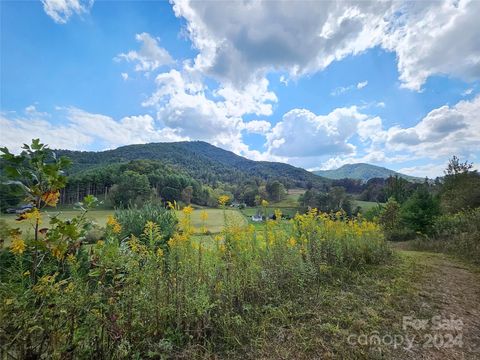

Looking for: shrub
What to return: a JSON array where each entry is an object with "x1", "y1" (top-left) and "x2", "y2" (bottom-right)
[
  {"x1": 114, "y1": 202, "x2": 177, "y2": 240},
  {"x1": 412, "y1": 208, "x2": 480, "y2": 263}
]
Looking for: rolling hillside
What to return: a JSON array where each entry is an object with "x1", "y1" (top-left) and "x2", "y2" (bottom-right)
[
  {"x1": 57, "y1": 141, "x2": 330, "y2": 189},
  {"x1": 313, "y1": 163, "x2": 421, "y2": 182}
]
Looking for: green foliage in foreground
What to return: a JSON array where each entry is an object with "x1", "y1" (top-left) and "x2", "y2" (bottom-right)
[
  {"x1": 114, "y1": 202, "x2": 178, "y2": 240},
  {"x1": 0, "y1": 205, "x2": 390, "y2": 358},
  {"x1": 411, "y1": 208, "x2": 480, "y2": 263},
  {"x1": 0, "y1": 139, "x2": 392, "y2": 358}
]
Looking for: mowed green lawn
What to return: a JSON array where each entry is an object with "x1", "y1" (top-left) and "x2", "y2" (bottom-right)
[
  {"x1": 175, "y1": 208, "x2": 246, "y2": 234},
  {"x1": 271, "y1": 188, "x2": 305, "y2": 207},
  {"x1": 0, "y1": 210, "x2": 114, "y2": 235},
  {"x1": 354, "y1": 200, "x2": 384, "y2": 212},
  {"x1": 1, "y1": 208, "x2": 247, "y2": 235}
]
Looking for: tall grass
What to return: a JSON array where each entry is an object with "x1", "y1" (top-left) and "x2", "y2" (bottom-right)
[
  {"x1": 411, "y1": 208, "x2": 480, "y2": 263},
  {"x1": 114, "y1": 202, "x2": 177, "y2": 240},
  {"x1": 0, "y1": 206, "x2": 390, "y2": 358}
]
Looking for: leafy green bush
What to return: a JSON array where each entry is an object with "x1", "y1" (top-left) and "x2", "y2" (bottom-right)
[
  {"x1": 412, "y1": 208, "x2": 480, "y2": 263},
  {"x1": 114, "y1": 202, "x2": 177, "y2": 240}
]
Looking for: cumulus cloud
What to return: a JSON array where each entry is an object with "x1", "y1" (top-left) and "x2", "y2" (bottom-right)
[
  {"x1": 382, "y1": 0, "x2": 480, "y2": 90},
  {"x1": 0, "y1": 106, "x2": 186, "y2": 153},
  {"x1": 42, "y1": 0, "x2": 93, "y2": 24},
  {"x1": 172, "y1": 0, "x2": 391, "y2": 86},
  {"x1": 386, "y1": 95, "x2": 480, "y2": 157},
  {"x1": 121, "y1": 73, "x2": 129, "y2": 80},
  {"x1": 243, "y1": 120, "x2": 271, "y2": 134},
  {"x1": 115, "y1": 33, "x2": 173, "y2": 73},
  {"x1": 171, "y1": 0, "x2": 480, "y2": 90},
  {"x1": 266, "y1": 106, "x2": 371, "y2": 158},
  {"x1": 260, "y1": 95, "x2": 480, "y2": 172},
  {"x1": 141, "y1": 68, "x2": 276, "y2": 155}
]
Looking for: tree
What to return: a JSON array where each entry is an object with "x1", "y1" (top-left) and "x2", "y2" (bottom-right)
[
  {"x1": 379, "y1": 197, "x2": 401, "y2": 235},
  {"x1": 109, "y1": 171, "x2": 153, "y2": 207},
  {"x1": 384, "y1": 176, "x2": 411, "y2": 203},
  {"x1": 440, "y1": 156, "x2": 480, "y2": 213},
  {"x1": 181, "y1": 186, "x2": 193, "y2": 204},
  {"x1": 400, "y1": 187, "x2": 440, "y2": 234},
  {"x1": 266, "y1": 180, "x2": 286, "y2": 202}
]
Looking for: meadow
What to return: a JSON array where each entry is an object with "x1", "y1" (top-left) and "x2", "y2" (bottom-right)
[{"x1": 1, "y1": 141, "x2": 479, "y2": 359}]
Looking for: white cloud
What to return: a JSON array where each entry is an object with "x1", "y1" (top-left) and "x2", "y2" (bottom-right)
[
  {"x1": 172, "y1": 0, "x2": 392, "y2": 86},
  {"x1": 243, "y1": 120, "x2": 271, "y2": 134},
  {"x1": 259, "y1": 95, "x2": 480, "y2": 172},
  {"x1": 115, "y1": 33, "x2": 173, "y2": 73},
  {"x1": 330, "y1": 85, "x2": 355, "y2": 96},
  {"x1": 171, "y1": 0, "x2": 480, "y2": 90},
  {"x1": 382, "y1": 0, "x2": 480, "y2": 90},
  {"x1": 386, "y1": 95, "x2": 480, "y2": 158},
  {"x1": 121, "y1": 73, "x2": 129, "y2": 80},
  {"x1": 462, "y1": 88, "x2": 473, "y2": 96},
  {"x1": 266, "y1": 106, "x2": 371, "y2": 158},
  {"x1": 357, "y1": 80, "x2": 368, "y2": 89},
  {"x1": 0, "y1": 106, "x2": 186, "y2": 153},
  {"x1": 42, "y1": 0, "x2": 93, "y2": 24},
  {"x1": 398, "y1": 163, "x2": 448, "y2": 179},
  {"x1": 141, "y1": 68, "x2": 276, "y2": 156}
]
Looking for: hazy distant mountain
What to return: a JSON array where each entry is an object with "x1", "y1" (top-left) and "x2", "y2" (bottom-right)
[
  {"x1": 56, "y1": 141, "x2": 330, "y2": 188},
  {"x1": 313, "y1": 163, "x2": 421, "y2": 182}
]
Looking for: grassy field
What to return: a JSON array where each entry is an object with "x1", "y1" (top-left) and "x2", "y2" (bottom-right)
[
  {"x1": 176, "y1": 208, "x2": 246, "y2": 234},
  {"x1": 0, "y1": 209, "x2": 114, "y2": 235},
  {"x1": 271, "y1": 188, "x2": 305, "y2": 207},
  {"x1": 354, "y1": 200, "x2": 384, "y2": 212},
  {"x1": 1, "y1": 208, "x2": 247, "y2": 236}
]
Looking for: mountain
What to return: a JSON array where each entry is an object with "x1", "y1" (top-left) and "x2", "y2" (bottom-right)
[
  {"x1": 57, "y1": 141, "x2": 330, "y2": 189},
  {"x1": 313, "y1": 163, "x2": 421, "y2": 182}
]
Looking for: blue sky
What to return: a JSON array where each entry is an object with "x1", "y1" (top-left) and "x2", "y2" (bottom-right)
[{"x1": 1, "y1": 0, "x2": 479, "y2": 177}]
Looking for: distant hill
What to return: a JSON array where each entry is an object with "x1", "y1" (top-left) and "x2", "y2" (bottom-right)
[
  {"x1": 57, "y1": 141, "x2": 330, "y2": 189},
  {"x1": 313, "y1": 163, "x2": 421, "y2": 182}
]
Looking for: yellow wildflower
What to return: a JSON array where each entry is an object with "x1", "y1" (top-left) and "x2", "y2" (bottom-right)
[
  {"x1": 200, "y1": 210, "x2": 209, "y2": 222},
  {"x1": 51, "y1": 245, "x2": 64, "y2": 260},
  {"x1": 288, "y1": 237, "x2": 297, "y2": 247},
  {"x1": 218, "y1": 195, "x2": 230, "y2": 207},
  {"x1": 41, "y1": 191, "x2": 60, "y2": 207},
  {"x1": 10, "y1": 235, "x2": 26, "y2": 255},
  {"x1": 23, "y1": 270, "x2": 30, "y2": 277},
  {"x1": 182, "y1": 205, "x2": 193, "y2": 215},
  {"x1": 156, "y1": 247, "x2": 164, "y2": 257},
  {"x1": 274, "y1": 209, "x2": 282, "y2": 221},
  {"x1": 261, "y1": 199, "x2": 269, "y2": 207},
  {"x1": 106, "y1": 215, "x2": 122, "y2": 234},
  {"x1": 20, "y1": 208, "x2": 42, "y2": 225}
]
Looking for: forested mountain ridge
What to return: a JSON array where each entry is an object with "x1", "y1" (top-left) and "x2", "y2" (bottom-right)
[
  {"x1": 57, "y1": 141, "x2": 330, "y2": 189},
  {"x1": 313, "y1": 163, "x2": 421, "y2": 182}
]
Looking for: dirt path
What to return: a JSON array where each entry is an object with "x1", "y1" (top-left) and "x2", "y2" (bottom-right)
[{"x1": 402, "y1": 251, "x2": 480, "y2": 359}]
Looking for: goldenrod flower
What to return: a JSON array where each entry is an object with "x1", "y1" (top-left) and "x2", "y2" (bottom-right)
[
  {"x1": 218, "y1": 195, "x2": 230, "y2": 207},
  {"x1": 19, "y1": 208, "x2": 42, "y2": 225},
  {"x1": 10, "y1": 235, "x2": 26, "y2": 255},
  {"x1": 182, "y1": 205, "x2": 193, "y2": 215},
  {"x1": 288, "y1": 237, "x2": 297, "y2": 247},
  {"x1": 156, "y1": 247, "x2": 164, "y2": 257},
  {"x1": 274, "y1": 209, "x2": 282, "y2": 221},
  {"x1": 106, "y1": 215, "x2": 122, "y2": 234},
  {"x1": 261, "y1": 199, "x2": 269, "y2": 207}
]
